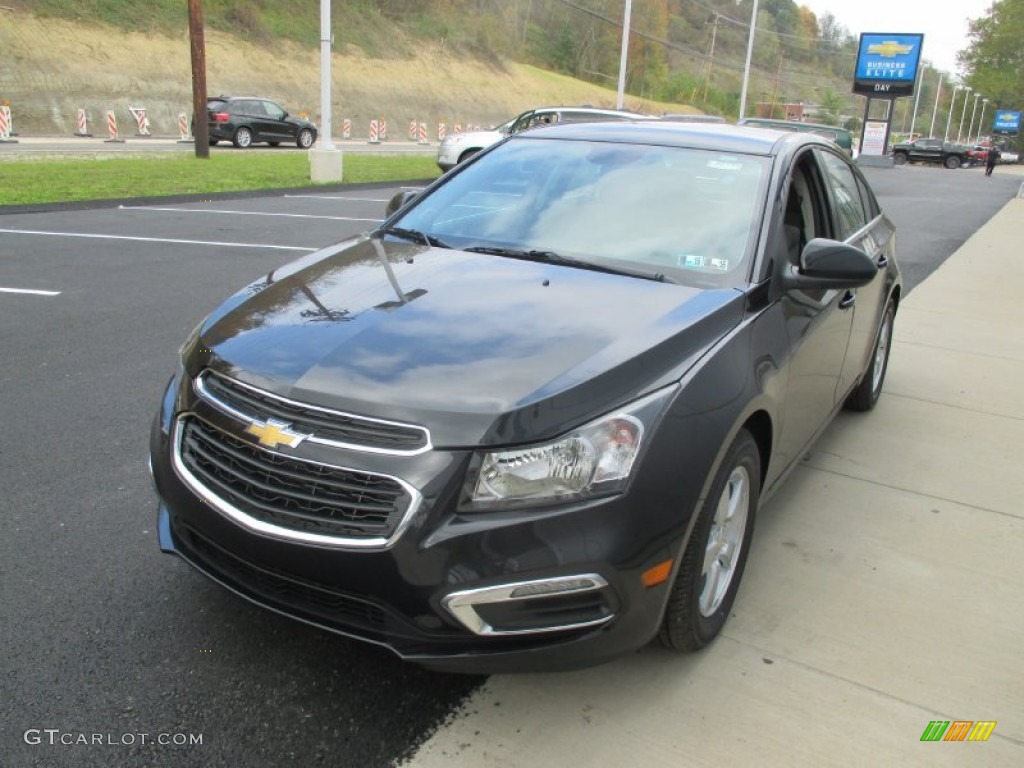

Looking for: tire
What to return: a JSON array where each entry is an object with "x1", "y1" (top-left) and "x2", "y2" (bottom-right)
[
  {"x1": 268, "y1": 141, "x2": 281, "y2": 147},
  {"x1": 945, "y1": 155, "x2": 962, "y2": 169},
  {"x1": 892, "y1": 152, "x2": 908, "y2": 165},
  {"x1": 657, "y1": 429, "x2": 760, "y2": 652},
  {"x1": 296, "y1": 128, "x2": 315, "y2": 149},
  {"x1": 845, "y1": 298, "x2": 896, "y2": 412},
  {"x1": 458, "y1": 148, "x2": 480, "y2": 164},
  {"x1": 232, "y1": 126, "x2": 254, "y2": 149}
]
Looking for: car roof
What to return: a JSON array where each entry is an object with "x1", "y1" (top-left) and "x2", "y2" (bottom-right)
[{"x1": 513, "y1": 119, "x2": 832, "y2": 157}]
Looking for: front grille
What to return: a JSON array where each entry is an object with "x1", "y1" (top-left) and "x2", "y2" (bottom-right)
[
  {"x1": 178, "y1": 416, "x2": 414, "y2": 541},
  {"x1": 198, "y1": 371, "x2": 430, "y2": 454},
  {"x1": 177, "y1": 524, "x2": 388, "y2": 629}
]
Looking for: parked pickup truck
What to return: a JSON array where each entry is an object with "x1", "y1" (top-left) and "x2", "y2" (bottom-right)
[{"x1": 890, "y1": 138, "x2": 967, "y2": 169}]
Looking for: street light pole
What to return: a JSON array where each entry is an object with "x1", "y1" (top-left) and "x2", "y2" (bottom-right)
[
  {"x1": 967, "y1": 93, "x2": 981, "y2": 146},
  {"x1": 976, "y1": 99, "x2": 989, "y2": 144},
  {"x1": 944, "y1": 84, "x2": 962, "y2": 142},
  {"x1": 956, "y1": 86, "x2": 972, "y2": 143},
  {"x1": 615, "y1": 0, "x2": 633, "y2": 110},
  {"x1": 908, "y1": 65, "x2": 924, "y2": 139},
  {"x1": 928, "y1": 75, "x2": 943, "y2": 138},
  {"x1": 738, "y1": 0, "x2": 760, "y2": 120}
]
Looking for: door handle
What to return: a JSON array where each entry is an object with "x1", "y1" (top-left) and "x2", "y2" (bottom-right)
[{"x1": 839, "y1": 291, "x2": 856, "y2": 310}]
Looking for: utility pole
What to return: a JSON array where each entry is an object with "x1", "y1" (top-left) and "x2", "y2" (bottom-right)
[
  {"x1": 616, "y1": 0, "x2": 633, "y2": 110},
  {"x1": 187, "y1": 0, "x2": 209, "y2": 159},
  {"x1": 738, "y1": 0, "x2": 759, "y2": 120},
  {"x1": 702, "y1": 13, "x2": 719, "y2": 103},
  {"x1": 769, "y1": 54, "x2": 784, "y2": 119}
]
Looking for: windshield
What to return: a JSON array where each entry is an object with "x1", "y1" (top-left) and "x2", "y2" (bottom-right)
[{"x1": 393, "y1": 137, "x2": 769, "y2": 288}]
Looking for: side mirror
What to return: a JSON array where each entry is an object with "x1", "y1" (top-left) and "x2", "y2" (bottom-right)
[
  {"x1": 781, "y1": 238, "x2": 877, "y2": 291},
  {"x1": 385, "y1": 190, "x2": 420, "y2": 218}
]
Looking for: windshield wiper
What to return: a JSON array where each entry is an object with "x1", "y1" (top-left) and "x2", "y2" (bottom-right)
[
  {"x1": 463, "y1": 245, "x2": 674, "y2": 283},
  {"x1": 378, "y1": 226, "x2": 450, "y2": 249}
]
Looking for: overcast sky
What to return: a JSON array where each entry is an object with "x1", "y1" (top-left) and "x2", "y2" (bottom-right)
[{"x1": 798, "y1": 0, "x2": 994, "y2": 74}]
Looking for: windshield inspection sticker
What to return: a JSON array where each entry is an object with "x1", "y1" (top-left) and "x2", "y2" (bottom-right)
[{"x1": 678, "y1": 254, "x2": 730, "y2": 271}]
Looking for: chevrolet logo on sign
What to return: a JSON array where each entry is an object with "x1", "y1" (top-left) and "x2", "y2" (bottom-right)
[
  {"x1": 867, "y1": 41, "x2": 914, "y2": 57},
  {"x1": 245, "y1": 419, "x2": 308, "y2": 449}
]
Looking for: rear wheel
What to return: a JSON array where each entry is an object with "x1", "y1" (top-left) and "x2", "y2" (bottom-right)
[
  {"x1": 845, "y1": 298, "x2": 896, "y2": 412},
  {"x1": 892, "y1": 152, "x2": 908, "y2": 165},
  {"x1": 232, "y1": 126, "x2": 253, "y2": 148},
  {"x1": 657, "y1": 429, "x2": 760, "y2": 652},
  {"x1": 297, "y1": 128, "x2": 315, "y2": 149}
]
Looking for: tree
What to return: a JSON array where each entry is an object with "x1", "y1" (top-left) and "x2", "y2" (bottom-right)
[{"x1": 959, "y1": 0, "x2": 1024, "y2": 124}]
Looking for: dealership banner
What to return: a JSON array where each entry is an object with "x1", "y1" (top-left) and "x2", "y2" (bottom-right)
[
  {"x1": 992, "y1": 110, "x2": 1021, "y2": 135},
  {"x1": 852, "y1": 33, "x2": 924, "y2": 97}
]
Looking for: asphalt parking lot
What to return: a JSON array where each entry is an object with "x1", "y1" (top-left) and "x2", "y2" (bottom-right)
[{"x1": 2, "y1": 166, "x2": 1022, "y2": 767}]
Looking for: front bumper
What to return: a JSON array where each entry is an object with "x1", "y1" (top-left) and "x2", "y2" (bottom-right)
[{"x1": 149, "y1": 377, "x2": 688, "y2": 673}]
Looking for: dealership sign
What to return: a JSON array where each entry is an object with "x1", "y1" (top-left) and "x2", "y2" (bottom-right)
[
  {"x1": 993, "y1": 110, "x2": 1021, "y2": 135},
  {"x1": 852, "y1": 33, "x2": 924, "y2": 97}
]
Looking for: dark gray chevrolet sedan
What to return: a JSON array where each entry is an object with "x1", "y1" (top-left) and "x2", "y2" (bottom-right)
[{"x1": 150, "y1": 121, "x2": 900, "y2": 672}]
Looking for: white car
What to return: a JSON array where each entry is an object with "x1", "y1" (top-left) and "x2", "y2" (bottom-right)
[
  {"x1": 436, "y1": 106, "x2": 656, "y2": 171},
  {"x1": 999, "y1": 150, "x2": 1019, "y2": 164}
]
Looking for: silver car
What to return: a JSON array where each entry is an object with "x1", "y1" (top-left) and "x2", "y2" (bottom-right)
[{"x1": 436, "y1": 106, "x2": 656, "y2": 171}]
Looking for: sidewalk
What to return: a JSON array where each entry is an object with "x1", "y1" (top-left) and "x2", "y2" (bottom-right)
[{"x1": 403, "y1": 193, "x2": 1024, "y2": 766}]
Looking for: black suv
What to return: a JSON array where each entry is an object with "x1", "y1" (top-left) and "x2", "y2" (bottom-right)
[{"x1": 206, "y1": 96, "x2": 317, "y2": 149}]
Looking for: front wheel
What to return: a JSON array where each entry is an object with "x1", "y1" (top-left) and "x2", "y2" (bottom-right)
[
  {"x1": 945, "y1": 155, "x2": 962, "y2": 169},
  {"x1": 232, "y1": 127, "x2": 254, "y2": 148},
  {"x1": 845, "y1": 298, "x2": 896, "y2": 412},
  {"x1": 892, "y1": 152, "x2": 908, "y2": 165},
  {"x1": 297, "y1": 128, "x2": 315, "y2": 149},
  {"x1": 656, "y1": 429, "x2": 760, "y2": 652}
]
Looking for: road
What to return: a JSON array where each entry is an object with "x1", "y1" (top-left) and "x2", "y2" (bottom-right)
[{"x1": 1, "y1": 165, "x2": 1020, "y2": 767}]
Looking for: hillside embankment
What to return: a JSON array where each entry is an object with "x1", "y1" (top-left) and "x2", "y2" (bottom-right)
[{"x1": 0, "y1": 10, "x2": 693, "y2": 138}]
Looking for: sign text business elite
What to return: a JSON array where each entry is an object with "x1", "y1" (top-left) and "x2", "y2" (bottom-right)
[{"x1": 852, "y1": 33, "x2": 924, "y2": 98}]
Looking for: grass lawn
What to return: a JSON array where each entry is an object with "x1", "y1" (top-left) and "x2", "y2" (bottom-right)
[{"x1": 0, "y1": 152, "x2": 442, "y2": 206}]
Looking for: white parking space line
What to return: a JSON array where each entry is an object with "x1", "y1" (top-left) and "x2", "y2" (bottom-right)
[
  {"x1": 0, "y1": 287, "x2": 61, "y2": 296},
  {"x1": 284, "y1": 195, "x2": 391, "y2": 203},
  {"x1": 0, "y1": 228, "x2": 316, "y2": 252},
  {"x1": 118, "y1": 205, "x2": 381, "y2": 223}
]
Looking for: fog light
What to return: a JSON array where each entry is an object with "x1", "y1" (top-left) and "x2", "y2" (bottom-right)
[{"x1": 509, "y1": 577, "x2": 600, "y2": 599}]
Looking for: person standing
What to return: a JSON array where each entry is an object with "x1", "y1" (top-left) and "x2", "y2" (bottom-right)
[{"x1": 985, "y1": 146, "x2": 1001, "y2": 176}]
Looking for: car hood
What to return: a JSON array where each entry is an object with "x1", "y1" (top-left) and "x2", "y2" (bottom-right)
[
  {"x1": 443, "y1": 129, "x2": 504, "y2": 147},
  {"x1": 190, "y1": 237, "x2": 746, "y2": 447}
]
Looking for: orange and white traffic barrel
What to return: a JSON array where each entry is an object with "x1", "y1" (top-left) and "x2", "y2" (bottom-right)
[
  {"x1": 74, "y1": 108, "x2": 92, "y2": 137},
  {"x1": 176, "y1": 112, "x2": 193, "y2": 143},
  {"x1": 368, "y1": 119, "x2": 380, "y2": 144},
  {"x1": 342, "y1": 119, "x2": 351, "y2": 140},
  {"x1": 104, "y1": 110, "x2": 125, "y2": 143},
  {"x1": 438, "y1": 122, "x2": 447, "y2": 141},
  {"x1": 379, "y1": 119, "x2": 388, "y2": 141},
  {"x1": 0, "y1": 105, "x2": 16, "y2": 143},
  {"x1": 418, "y1": 122, "x2": 428, "y2": 144}
]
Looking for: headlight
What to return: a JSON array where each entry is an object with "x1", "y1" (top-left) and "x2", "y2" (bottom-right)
[{"x1": 463, "y1": 386, "x2": 677, "y2": 509}]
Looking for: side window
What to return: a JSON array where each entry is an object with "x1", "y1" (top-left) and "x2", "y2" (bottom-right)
[
  {"x1": 854, "y1": 174, "x2": 879, "y2": 220},
  {"x1": 509, "y1": 111, "x2": 534, "y2": 134},
  {"x1": 263, "y1": 102, "x2": 285, "y2": 120},
  {"x1": 817, "y1": 150, "x2": 867, "y2": 240}
]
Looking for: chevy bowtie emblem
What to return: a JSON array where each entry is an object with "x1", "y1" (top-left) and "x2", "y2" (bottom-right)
[
  {"x1": 245, "y1": 418, "x2": 308, "y2": 449},
  {"x1": 867, "y1": 41, "x2": 914, "y2": 57}
]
